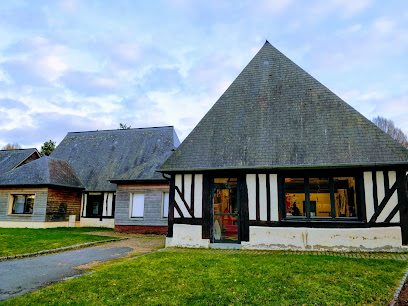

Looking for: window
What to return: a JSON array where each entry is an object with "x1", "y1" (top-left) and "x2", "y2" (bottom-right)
[
  {"x1": 11, "y1": 195, "x2": 35, "y2": 214},
  {"x1": 86, "y1": 193, "x2": 104, "y2": 217},
  {"x1": 162, "y1": 192, "x2": 169, "y2": 218},
  {"x1": 131, "y1": 193, "x2": 145, "y2": 218},
  {"x1": 284, "y1": 176, "x2": 358, "y2": 220}
]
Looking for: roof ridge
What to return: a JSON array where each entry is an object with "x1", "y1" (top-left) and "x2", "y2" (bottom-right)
[{"x1": 66, "y1": 126, "x2": 174, "y2": 136}]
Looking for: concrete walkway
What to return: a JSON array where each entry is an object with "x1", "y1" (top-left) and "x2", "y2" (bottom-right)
[{"x1": 0, "y1": 233, "x2": 165, "y2": 302}]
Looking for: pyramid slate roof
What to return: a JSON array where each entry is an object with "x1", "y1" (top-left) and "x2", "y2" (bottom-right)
[
  {"x1": 51, "y1": 126, "x2": 179, "y2": 191},
  {"x1": 161, "y1": 41, "x2": 408, "y2": 172},
  {"x1": 0, "y1": 156, "x2": 84, "y2": 189},
  {"x1": 0, "y1": 148, "x2": 40, "y2": 175}
]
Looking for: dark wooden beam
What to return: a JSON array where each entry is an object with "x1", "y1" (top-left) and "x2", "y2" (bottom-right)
[
  {"x1": 174, "y1": 218, "x2": 201, "y2": 225},
  {"x1": 249, "y1": 220, "x2": 399, "y2": 228},
  {"x1": 266, "y1": 174, "x2": 271, "y2": 222},
  {"x1": 384, "y1": 205, "x2": 399, "y2": 223},
  {"x1": 397, "y1": 170, "x2": 408, "y2": 245},
  {"x1": 167, "y1": 175, "x2": 175, "y2": 237},
  {"x1": 191, "y1": 174, "x2": 195, "y2": 214},
  {"x1": 384, "y1": 170, "x2": 389, "y2": 197},
  {"x1": 175, "y1": 186, "x2": 195, "y2": 218},
  {"x1": 239, "y1": 175, "x2": 249, "y2": 242},
  {"x1": 369, "y1": 182, "x2": 397, "y2": 223},
  {"x1": 202, "y1": 174, "x2": 211, "y2": 240},
  {"x1": 255, "y1": 174, "x2": 260, "y2": 221},
  {"x1": 372, "y1": 171, "x2": 379, "y2": 210}
]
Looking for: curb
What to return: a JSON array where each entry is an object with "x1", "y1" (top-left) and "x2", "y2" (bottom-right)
[
  {"x1": 0, "y1": 237, "x2": 128, "y2": 262},
  {"x1": 391, "y1": 266, "x2": 408, "y2": 306}
]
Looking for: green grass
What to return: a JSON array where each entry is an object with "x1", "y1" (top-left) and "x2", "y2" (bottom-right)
[
  {"x1": 6, "y1": 249, "x2": 407, "y2": 305},
  {"x1": 0, "y1": 227, "x2": 114, "y2": 257}
]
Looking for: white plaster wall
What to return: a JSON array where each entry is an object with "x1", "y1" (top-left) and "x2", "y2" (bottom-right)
[
  {"x1": 241, "y1": 226, "x2": 404, "y2": 252},
  {"x1": 269, "y1": 174, "x2": 279, "y2": 221},
  {"x1": 258, "y1": 174, "x2": 267, "y2": 221},
  {"x1": 184, "y1": 174, "x2": 192, "y2": 207},
  {"x1": 166, "y1": 224, "x2": 210, "y2": 248},
  {"x1": 363, "y1": 172, "x2": 375, "y2": 221},
  {"x1": 194, "y1": 174, "x2": 203, "y2": 218},
  {"x1": 247, "y1": 174, "x2": 256, "y2": 220},
  {"x1": 174, "y1": 174, "x2": 190, "y2": 218},
  {"x1": 376, "y1": 171, "x2": 385, "y2": 203},
  {"x1": 80, "y1": 218, "x2": 114, "y2": 228}
]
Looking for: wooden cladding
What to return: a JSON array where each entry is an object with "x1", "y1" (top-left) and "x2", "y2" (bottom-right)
[{"x1": 46, "y1": 188, "x2": 82, "y2": 221}]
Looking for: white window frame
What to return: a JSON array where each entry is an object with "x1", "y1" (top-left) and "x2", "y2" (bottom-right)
[
  {"x1": 162, "y1": 192, "x2": 169, "y2": 218},
  {"x1": 130, "y1": 192, "x2": 145, "y2": 218}
]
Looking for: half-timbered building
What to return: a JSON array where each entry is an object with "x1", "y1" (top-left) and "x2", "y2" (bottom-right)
[{"x1": 160, "y1": 41, "x2": 408, "y2": 251}]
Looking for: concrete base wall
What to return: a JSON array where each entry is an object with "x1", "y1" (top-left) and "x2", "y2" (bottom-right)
[
  {"x1": 115, "y1": 225, "x2": 167, "y2": 234},
  {"x1": 0, "y1": 221, "x2": 80, "y2": 228},
  {"x1": 79, "y1": 218, "x2": 114, "y2": 228},
  {"x1": 166, "y1": 224, "x2": 210, "y2": 248},
  {"x1": 241, "y1": 226, "x2": 404, "y2": 252}
]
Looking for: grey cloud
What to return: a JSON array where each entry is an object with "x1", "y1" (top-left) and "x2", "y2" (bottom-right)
[
  {"x1": 59, "y1": 70, "x2": 119, "y2": 95},
  {"x1": 1, "y1": 60, "x2": 49, "y2": 86}
]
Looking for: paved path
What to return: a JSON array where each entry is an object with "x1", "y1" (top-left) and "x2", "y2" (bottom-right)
[{"x1": 0, "y1": 233, "x2": 165, "y2": 302}]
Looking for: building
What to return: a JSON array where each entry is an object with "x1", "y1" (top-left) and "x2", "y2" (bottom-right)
[
  {"x1": 52, "y1": 126, "x2": 179, "y2": 230},
  {"x1": 0, "y1": 156, "x2": 84, "y2": 228},
  {"x1": 0, "y1": 148, "x2": 40, "y2": 175},
  {"x1": 160, "y1": 41, "x2": 408, "y2": 251}
]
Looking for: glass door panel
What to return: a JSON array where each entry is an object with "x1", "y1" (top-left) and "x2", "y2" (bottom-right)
[{"x1": 213, "y1": 178, "x2": 239, "y2": 243}]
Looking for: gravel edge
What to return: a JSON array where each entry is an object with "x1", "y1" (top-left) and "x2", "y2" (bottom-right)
[
  {"x1": 0, "y1": 237, "x2": 128, "y2": 261},
  {"x1": 391, "y1": 266, "x2": 408, "y2": 306}
]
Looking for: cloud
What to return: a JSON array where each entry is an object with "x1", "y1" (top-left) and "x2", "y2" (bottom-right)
[
  {"x1": 0, "y1": 98, "x2": 28, "y2": 110},
  {"x1": 374, "y1": 16, "x2": 396, "y2": 35},
  {"x1": 59, "y1": 70, "x2": 120, "y2": 95}
]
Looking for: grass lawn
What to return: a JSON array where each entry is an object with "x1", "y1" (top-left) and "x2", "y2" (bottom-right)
[
  {"x1": 0, "y1": 227, "x2": 115, "y2": 257},
  {"x1": 6, "y1": 249, "x2": 407, "y2": 305}
]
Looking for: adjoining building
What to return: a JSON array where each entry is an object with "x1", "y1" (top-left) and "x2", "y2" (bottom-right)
[
  {"x1": 160, "y1": 41, "x2": 408, "y2": 252},
  {"x1": 52, "y1": 126, "x2": 179, "y2": 230},
  {"x1": 0, "y1": 156, "x2": 84, "y2": 228},
  {"x1": 0, "y1": 148, "x2": 40, "y2": 175}
]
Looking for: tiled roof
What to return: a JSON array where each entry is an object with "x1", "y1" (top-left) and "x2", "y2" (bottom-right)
[
  {"x1": 0, "y1": 156, "x2": 84, "y2": 188},
  {"x1": 51, "y1": 127, "x2": 179, "y2": 191},
  {"x1": 0, "y1": 148, "x2": 40, "y2": 175},
  {"x1": 161, "y1": 41, "x2": 408, "y2": 172}
]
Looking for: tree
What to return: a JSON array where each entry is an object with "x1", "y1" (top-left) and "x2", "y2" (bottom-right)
[
  {"x1": 1, "y1": 143, "x2": 21, "y2": 150},
  {"x1": 119, "y1": 123, "x2": 131, "y2": 129},
  {"x1": 40, "y1": 140, "x2": 56, "y2": 156},
  {"x1": 372, "y1": 116, "x2": 408, "y2": 148}
]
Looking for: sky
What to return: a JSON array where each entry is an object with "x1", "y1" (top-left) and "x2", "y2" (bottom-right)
[{"x1": 0, "y1": 0, "x2": 407, "y2": 149}]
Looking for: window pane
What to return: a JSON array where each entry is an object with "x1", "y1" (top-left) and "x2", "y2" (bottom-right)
[
  {"x1": 25, "y1": 195, "x2": 35, "y2": 214},
  {"x1": 214, "y1": 214, "x2": 239, "y2": 242},
  {"x1": 87, "y1": 194, "x2": 103, "y2": 216},
  {"x1": 285, "y1": 178, "x2": 305, "y2": 217},
  {"x1": 334, "y1": 177, "x2": 357, "y2": 217},
  {"x1": 163, "y1": 192, "x2": 169, "y2": 218},
  {"x1": 309, "y1": 178, "x2": 330, "y2": 218},
  {"x1": 132, "y1": 193, "x2": 144, "y2": 217},
  {"x1": 13, "y1": 195, "x2": 26, "y2": 214}
]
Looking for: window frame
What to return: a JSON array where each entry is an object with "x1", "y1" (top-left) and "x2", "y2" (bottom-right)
[
  {"x1": 9, "y1": 194, "x2": 35, "y2": 215},
  {"x1": 130, "y1": 192, "x2": 145, "y2": 218},
  {"x1": 162, "y1": 192, "x2": 169, "y2": 219},
  {"x1": 279, "y1": 172, "x2": 364, "y2": 223}
]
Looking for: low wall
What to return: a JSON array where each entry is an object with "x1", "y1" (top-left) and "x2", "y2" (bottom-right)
[
  {"x1": 166, "y1": 224, "x2": 210, "y2": 248},
  {"x1": 0, "y1": 221, "x2": 78, "y2": 228},
  {"x1": 79, "y1": 218, "x2": 114, "y2": 228},
  {"x1": 241, "y1": 226, "x2": 405, "y2": 252}
]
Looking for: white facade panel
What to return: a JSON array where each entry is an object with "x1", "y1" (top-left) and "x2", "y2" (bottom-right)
[
  {"x1": 258, "y1": 174, "x2": 267, "y2": 221},
  {"x1": 194, "y1": 174, "x2": 203, "y2": 218},
  {"x1": 363, "y1": 172, "x2": 375, "y2": 221},
  {"x1": 247, "y1": 174, "x2": 257, "y2": 220},
  {"x1": 270, "y1": 174, "x2": 279, "y2": 221}
]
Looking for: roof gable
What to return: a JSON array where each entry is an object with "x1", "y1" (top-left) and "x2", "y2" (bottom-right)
[
  {"x1": 51, "y1": 126, "x2": 178, "y2": 191},
  {"x1": 161, "y1": 41, "x2": 408, "y2": 171},
  {"x1": 0, "y1": 156, "x2": 83, "y2": 188},
  {"x1": 0, "y1": 148, "x2": 40, "y2": 175}
]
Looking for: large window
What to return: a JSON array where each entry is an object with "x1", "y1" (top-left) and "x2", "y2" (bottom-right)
[
  {"x1": 131, "y1": 193, "x2": 145, "y2": 218},
  {"x1": 86, "y1": 193, "x2": 104, "y2": 217},
  {"x1": 284, "y1": 176, "x2": 357, "y2": 219},
  {"x1": 11, "y1": 195, "x2": 35, "y2": 214}
]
